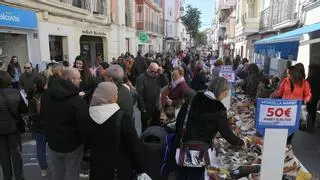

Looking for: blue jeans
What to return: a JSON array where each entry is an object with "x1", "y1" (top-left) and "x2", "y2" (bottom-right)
[{"x1": 32, "y1": 132, "x2": 48, "y2": 170}]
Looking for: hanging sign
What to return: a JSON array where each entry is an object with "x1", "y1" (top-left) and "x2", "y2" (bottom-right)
[{"x1": 139, "y1": 31, "x2": 149, "y2": 43}]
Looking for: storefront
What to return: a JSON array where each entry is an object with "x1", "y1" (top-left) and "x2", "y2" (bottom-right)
[
  {"x1": 254, "y1": 23, "x2": 320, "y2": 76},
  {"x1": 80, "y1": 30, "x2": 107, "y2": 66},
  {"x1": 0, "y1": 3, "x2": 40, "y2": 67}
]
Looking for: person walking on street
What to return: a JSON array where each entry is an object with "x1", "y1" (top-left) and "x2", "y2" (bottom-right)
[
  {"x1": 27, "y1": 74, "x2": 49, "y2": 176},
  {"x1": 7, "y1": 56, "x2": 21, "y2": 89},
  {"x1": 306, "y1": 64, "x2": 320, "y2": 133},
  {"x1": 0, "y1": 70, "x2": 27, "y2": 180},
  {"x1": 136, "y1": 62, "x2": 168, "y2": 132},
  {"x1": 19, "y1": 62, "x2": 38, "y2": 95},
  {"x1": 41, "y1": 67, "x2": 90, "y2": 180}
]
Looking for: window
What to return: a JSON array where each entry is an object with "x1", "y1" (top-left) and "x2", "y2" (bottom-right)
[{"x1": 137, "y1": 5, "x2": 143, "y2": 22}]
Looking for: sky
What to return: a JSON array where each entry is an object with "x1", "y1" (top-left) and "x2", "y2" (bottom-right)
[{"x1": 184, "y1": 0, "x2": 214, "y2": 31}]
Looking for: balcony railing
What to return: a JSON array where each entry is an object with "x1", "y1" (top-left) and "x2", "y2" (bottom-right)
[
  {"x1": 272, "y1": 0, "x2": 296, "y2": 26},
  {"x1": 260, "y1": 7, "x2": 271, "y2": 30}
]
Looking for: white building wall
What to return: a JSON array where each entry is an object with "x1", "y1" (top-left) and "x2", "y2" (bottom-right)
[
  {"x1": 297, "y1": 5, "x2": 320, "y2": 75},
  {"x1": 38, "y1": 22, "x2": 77, "y2": 63},
  {"x1": 164, "y1": 0, "x2": 176, "y2": 38}
]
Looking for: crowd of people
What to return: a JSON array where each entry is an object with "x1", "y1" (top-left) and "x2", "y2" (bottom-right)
[{"x1": 0, "y1": 50, "x2": 319, "y2": 180}]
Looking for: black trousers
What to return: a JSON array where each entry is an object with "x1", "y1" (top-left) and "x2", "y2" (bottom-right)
[
  {"x1": 0, "y1": 133, "x2": 24, "y2": 180},
  {"x1": 176, "y1": 166, "x2": 204, "y2": 180},
  {"x1": 307, "y1": 98, "x2": 319, "y2": 130},
  {"x1": 141, "y1": 110, "x2": 161, "y2": 132}
]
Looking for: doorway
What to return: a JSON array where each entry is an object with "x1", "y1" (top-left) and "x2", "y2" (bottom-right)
[{"x1": 80, "y1": 35, "x2": 104, "y2": 66}]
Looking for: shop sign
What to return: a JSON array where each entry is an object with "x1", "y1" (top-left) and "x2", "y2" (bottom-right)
[
  {"x1": 256, "y1": 98, "x2": 302, "y2": 180},
  {"x1": 82, "y1": 30, "x2": 106, "y2": 36},
  {"x1": 139, "y1": 31, "x2": 149, "y2": 43},
  {"x1": 219, "y1": 71, "x2": 235, "y2": 83},
  {"x1": 0, "y1": 4, "x2": 37, "y2": 29},
  {"x1": 255, "y1": 98, "x2": 301, "y2": 136}
]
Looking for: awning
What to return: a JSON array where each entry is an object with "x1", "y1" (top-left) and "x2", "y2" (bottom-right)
[{"x1": 254, "y1": 23, "x2": 320, "y2": 60}]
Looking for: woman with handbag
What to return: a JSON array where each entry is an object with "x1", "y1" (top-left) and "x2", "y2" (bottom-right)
[
  {"x1": 87, "y1": 82, "x2": 149, "y2": 180},
  {"x1": 272, "y1": 64, "x2": 312, "y2": 142},
  {"x1": 0, "y1": 70, "x2": 27, "y2": 180},
  {"x1": 176, "y1": 77, "x2": 244, "y2": 180}
]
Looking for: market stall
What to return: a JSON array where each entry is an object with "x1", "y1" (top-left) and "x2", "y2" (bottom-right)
[{"x1": 205, "y1": 94, "x2": 313, "y2": 180}]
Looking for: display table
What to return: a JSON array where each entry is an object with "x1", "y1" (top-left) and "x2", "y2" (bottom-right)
[{"x1": 205, "y1": 94, "x2": 313, "y2": 180}]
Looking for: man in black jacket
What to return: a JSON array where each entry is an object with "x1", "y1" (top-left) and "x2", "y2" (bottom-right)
[
  {"x1": 136, "y1": 63, "x2": 168, "y2": 132},
  {"x1": 103, "y1": 64, "x2": 134, "y2": 120},
  {"x1": 41, "y1": 67, "x2": 89, "y2": 180}
]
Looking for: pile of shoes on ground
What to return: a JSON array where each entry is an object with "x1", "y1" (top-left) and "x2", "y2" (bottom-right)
[{"x1": 206, "y1": 95, "x2": 313, "y2": 180}]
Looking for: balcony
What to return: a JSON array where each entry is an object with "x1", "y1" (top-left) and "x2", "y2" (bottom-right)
[
  {"x1": 272, "y1": 0, "x2": 297, "y2": 27},
  {"x1": 260, "y1": 7, "x2": 271, "y2": 30},
  {"x1": 235, "y1": 11, "x2": 259, "y2": 37}
]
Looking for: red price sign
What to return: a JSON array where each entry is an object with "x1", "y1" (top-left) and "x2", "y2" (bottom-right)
[
  {"x1": 219, "y1": 71, "x2": 235, "y2": 83},
  {"x1": 266, "y1": 108, "x2": 291, "y2": 117}
]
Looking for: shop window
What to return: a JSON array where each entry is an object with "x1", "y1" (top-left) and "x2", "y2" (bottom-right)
[{"x1": 49, "y1": 36, "x2": 63, "y2": 62}]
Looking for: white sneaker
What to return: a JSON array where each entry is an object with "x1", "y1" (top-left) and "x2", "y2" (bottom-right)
[{"x1": 41, "y1": 169, "x2": 49, "y2": 177}]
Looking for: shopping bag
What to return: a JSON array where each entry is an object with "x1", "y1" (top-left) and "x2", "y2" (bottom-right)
[{"x1": 300, "y1": 105, "x2": 308, "y2": 123}]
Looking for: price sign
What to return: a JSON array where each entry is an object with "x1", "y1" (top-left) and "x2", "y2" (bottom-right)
[
  {"x1": 219, "y1": 71, "x2": 235, "y2": 83},
  {"x1": 255, "y1": 98, "x2": 302, "y2": 136},
  {"x1": 221, "y1": 65, "x2": 233, "y2": 71}
]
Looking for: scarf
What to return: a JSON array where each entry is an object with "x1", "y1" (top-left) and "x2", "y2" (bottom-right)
[{"x1": 171, "y1": 77, "x2": 185, "y2": 89}]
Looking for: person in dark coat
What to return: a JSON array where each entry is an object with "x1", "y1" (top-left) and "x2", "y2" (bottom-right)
[
  {"x1": 7, "y1": 56, "x2": 21, "y2": 89},
  {"x1": 131, "y1": 51, "x2": 148, "y2": 85},
  {"x1": 0, "y1": 70, "x2": 27, "y2": 180},
  {"x1": 19, "y1": 62, "x2": 38, "y2": 95},
  {"x1": 93, "y1": 62, "x2": 109, "y2": 88},
  {"x1": 136, "y1": 63, "x2": 168, "y2": 131},
  {"x1": 306, "y1": 64, "x2": 320, "y2": 133},
  {"x1": 191, "y1": 61, "x2": 209, "y2": 91},
  {"x1": 103, "y1": 64, "x2": 134, "y2": 120},
  {"x1": 243, "y1": 63, "x2": 263, "y2": 98},
  {"x1": 27, "y1": 74, "x2": 49, "y2": 176},
  {"x1": 88, "y1": 82, "x2": 148, "y2": 180},
  {"x1": 177, "y1": 77, "x2": 244, "y2": 180},
  {"x1": 73, "y1": 56, "x2": 94, "y2": 104},
  {"x1": 41, "y1": 67, "x2": 89, "y2": 180}
]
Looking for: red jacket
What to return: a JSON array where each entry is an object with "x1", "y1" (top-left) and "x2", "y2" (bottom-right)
[{"x1": 276, "y1": 77, "x2": 312, "y2": 102}]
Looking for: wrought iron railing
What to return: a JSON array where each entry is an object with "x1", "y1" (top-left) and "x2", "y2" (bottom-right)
[
  {"x1": 260, "y1": 7, "x2": 271, "y2": 30},
  {"x1": 272, "y1": 0, "x2": 296, "y2": 26}
]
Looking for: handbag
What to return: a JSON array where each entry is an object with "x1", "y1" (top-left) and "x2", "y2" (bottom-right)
[
  {"x1": 175, "y1": 105, "x2": 211, "y2": 168},
  {"x1": 0, "y1": 90, "x2": 26, "y2": 133}
]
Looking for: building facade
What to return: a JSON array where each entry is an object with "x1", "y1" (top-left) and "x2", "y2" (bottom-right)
[
  {"x1": 135, "y1": 0, "x2": 164, "y2": 55},
  {"x1": 214, "y1": 0, "x2": 237, "y2": 57},
  {"x1": 234, "y1": 0, "x2": 261, "y2": 61},
  {"x1": 0, "y1": 0, "x2": 138, "y2": 68}
]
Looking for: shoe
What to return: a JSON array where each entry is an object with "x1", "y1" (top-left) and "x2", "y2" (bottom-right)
[{"x1": 41, "y1": 169, "x2": 49, "y2": 177}]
